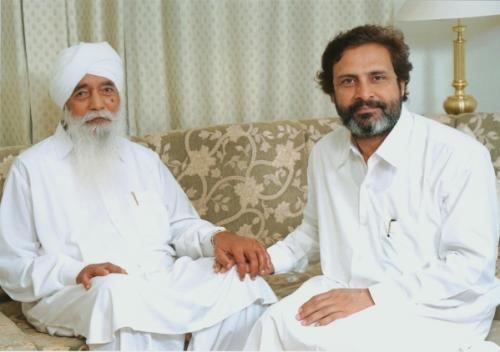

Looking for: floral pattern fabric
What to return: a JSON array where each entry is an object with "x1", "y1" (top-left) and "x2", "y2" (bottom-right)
[
  {"x1": 139, "y1": 118, "x2": 342, "y2": 247},
  {"x1": 455, "y1": 113, "x2": 500, "y2": 178}
]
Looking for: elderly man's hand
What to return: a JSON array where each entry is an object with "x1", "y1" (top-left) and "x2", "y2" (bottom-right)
[
  {"x1": 296, "y1": 288, "x2": 374, "y2": 326},
  {"x1": 212, "y1": 231, "x2": 273, "y2": 280},
  {"x1": 76, "y1": 262, "x2": 127, "y2": 290}
]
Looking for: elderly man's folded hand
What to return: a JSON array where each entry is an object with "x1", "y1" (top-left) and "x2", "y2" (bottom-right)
[{"x1": 76, "y1": 262, "x2": 128, "y2": 289}]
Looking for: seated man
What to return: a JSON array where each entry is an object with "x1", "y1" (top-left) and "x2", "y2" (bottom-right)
[
  {"x1": 0, "y1": 42, "x2": 276, "y2": 351},
  {"x1": 232, "y1": 25, "x2": 499, "y2": 351}
]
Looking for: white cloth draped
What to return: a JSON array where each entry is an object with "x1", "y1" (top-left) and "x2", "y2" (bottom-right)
[
  {"x1": 245, "y1": 276, "x2": 499, "y2": 352},
  {"x1": 90, "y1": 302, "x2": 267, "y2": 350},
  {"x1": 0, "y1": 125, "x2": 276, "y2": 344}
]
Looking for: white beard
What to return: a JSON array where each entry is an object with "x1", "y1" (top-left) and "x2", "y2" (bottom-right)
[{"x1": 63, "y1": 108, "x2": 125, "y2": 187}]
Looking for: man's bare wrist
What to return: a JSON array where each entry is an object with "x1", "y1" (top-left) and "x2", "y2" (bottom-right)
[{"x1": 210, "y1": 229, "x2": 227, "y2": 248}]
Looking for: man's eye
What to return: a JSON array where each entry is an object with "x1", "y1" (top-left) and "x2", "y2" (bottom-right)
[
  {"x1": 102, "y1": 87, "x2": 116, "y2": 94},
  {"x1": 340, "y1": 78, "x2": 354, "y2": 86},
  {"x1": 373, "y1": 75, "x2": 386, "y2": 81},
  {"x1": 74, "y1": 91, "x2": 88, "y2": 98}
]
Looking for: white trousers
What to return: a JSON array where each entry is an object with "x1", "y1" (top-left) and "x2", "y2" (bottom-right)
[
  {"x1": 89, "y1": 302, "x2": 267, "y2": 351},
  {"x1": 244, "y1": 276, "x2": 494, "y2": 352}
]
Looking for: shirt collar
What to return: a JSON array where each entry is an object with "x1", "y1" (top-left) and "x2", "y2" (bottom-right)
[
  {"x1": 334, "y1": 104, "x2": 413, "y2": 169},
  {"x1": 332, "y1": 127, "x2": 352, "y2": 169},
  {"x1": 374, "y1": 104, "x2": 412, "y2": 168},
  {"x1": 51, "y1": 122, "x2": 127, "y2": 162}
]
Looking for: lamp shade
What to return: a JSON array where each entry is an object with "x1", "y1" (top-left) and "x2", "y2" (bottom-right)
[{"x1": 397, "y1": 0, "x2": 500, "y2": 21}]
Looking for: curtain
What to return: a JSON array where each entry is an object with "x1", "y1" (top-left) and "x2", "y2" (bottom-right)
[{"x1": 0, "y1": 0, "x2": 393, "y2": 147}]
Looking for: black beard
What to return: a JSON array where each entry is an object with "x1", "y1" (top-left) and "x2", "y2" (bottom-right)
[{"x1": 336, "y1": 97, "x2": 403, "y2": 138}]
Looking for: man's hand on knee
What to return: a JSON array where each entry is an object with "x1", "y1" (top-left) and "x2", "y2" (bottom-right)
[
  {"x1": 212, "y1": 231, "x2": 273, "y2": 280},
  {"x1": 296, "y1": 288, "x2": 374, "y2": 326},
  {"x1": 76, "y1": 262, "x2": 127, "y2": 289}
]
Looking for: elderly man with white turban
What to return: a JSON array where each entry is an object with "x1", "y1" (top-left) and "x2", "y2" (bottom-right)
[{"x1": 0, "y1": 42, "x2": 277, "y2": 350}]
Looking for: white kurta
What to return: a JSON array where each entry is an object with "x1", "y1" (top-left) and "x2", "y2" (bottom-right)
[
  {"x1": 0, "y1": 125, "x2": 276, "y2": 344},
  {"x1": 260, "y1": 106, "x2": 500, "y2": 350}
]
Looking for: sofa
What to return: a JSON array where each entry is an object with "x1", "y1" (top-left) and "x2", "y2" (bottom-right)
[{"x1": 0, "y1": 111, "x2": 499, "y2": 350}]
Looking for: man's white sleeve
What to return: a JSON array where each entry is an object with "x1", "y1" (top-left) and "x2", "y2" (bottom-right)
[
  {"x1": 268, "y1": 152, "x2": 321, "y2": 274},
  {"x1": 0, "y1": 160, "x2": 86, "y2": 302},
  {"x1": 158, "y1": 161, "x2": 222, "y2": 258}
]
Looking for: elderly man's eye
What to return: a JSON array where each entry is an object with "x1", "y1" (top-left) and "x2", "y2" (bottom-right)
[
  {"x1": 74, "y1": 90, "x2": 89, "y2": 99},
  {"x1": 102, "y1": 86, "x2": 116, "y2": 95}
]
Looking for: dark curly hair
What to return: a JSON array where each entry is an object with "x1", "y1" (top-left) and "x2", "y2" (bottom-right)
[{"x1": 317, "y1": 25, "x2": 413, "y2": 101}]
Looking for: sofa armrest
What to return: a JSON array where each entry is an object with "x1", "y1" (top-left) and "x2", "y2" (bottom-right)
[{"x1": 0, "y1": 311, "x2": 37, "y2": 350}]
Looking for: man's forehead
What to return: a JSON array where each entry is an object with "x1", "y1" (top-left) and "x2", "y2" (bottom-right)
[
  {"x1": 73, "y1": 74, "x2": 117, "y2": 91},
  {"x1": 333, "y1": 44, "x2": 395, "y2": 77},
  {"x1": 76, "y1": 74, "x2": 116, "y2": 86}
]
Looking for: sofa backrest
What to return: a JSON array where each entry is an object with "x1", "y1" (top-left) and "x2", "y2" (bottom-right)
[
  {"x1": 0, "y1": 112, "x2": 499, "y2": 246},
  {"x1": 137, "y1": 118, "x2": 341, "y2": 245},
  {"x1": 455, "y1": 113, "x2": 500, "y2": 181}
]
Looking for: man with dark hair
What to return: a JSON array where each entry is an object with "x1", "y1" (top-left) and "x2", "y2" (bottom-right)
[{"x1": 238, "y1": 25, "x2": 500, "y2": 350}]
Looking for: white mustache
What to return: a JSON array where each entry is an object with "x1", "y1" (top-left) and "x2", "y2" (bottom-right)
[{"x1": 81, "y1": 110, "x2": 116, "y2": 123}]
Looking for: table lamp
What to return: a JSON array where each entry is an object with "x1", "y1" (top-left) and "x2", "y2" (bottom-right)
[{"x1": 397, "y1": 0, "x2": 500, "y2": 114}]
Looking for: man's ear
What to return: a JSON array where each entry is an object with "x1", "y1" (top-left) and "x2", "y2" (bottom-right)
[{"x1": 399, "y1": 81, "x2": 405, "y2": 97}]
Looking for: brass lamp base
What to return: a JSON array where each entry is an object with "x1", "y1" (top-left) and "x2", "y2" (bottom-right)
[
  {"x1": 443, "y1": 20, "x2": 478, "y2": 115},
  {"x1": 443, "y1": 94, "x2": 477, "y2": 115}
]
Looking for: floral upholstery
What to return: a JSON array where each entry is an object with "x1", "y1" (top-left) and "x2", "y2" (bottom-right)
[
  {"x1": 139, "y1": 118, "x2": 342, "y2": 247},
  {"x1": 455, "y1": 113, "x2": 500, "y2": 178},
  {"x1": 0, "y1": 301, "x2": 86, "y2": 350},
  {"x1": 141, "y1": 120, "x2": 309, "y2": 246},
  {"x1": 0, "y1": 112, "x2": 499, "y2": 349}
]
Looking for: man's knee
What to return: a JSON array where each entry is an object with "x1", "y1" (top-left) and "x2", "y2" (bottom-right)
[{"x1": 87, "y1": 274, "x2": 134, "y2": 299}]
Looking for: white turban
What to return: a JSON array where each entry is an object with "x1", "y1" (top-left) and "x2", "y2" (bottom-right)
[{"x1": 49, "y1": 42, "x2": 124, "y2": 109}]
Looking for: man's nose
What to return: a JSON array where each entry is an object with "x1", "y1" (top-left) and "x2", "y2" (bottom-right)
[
  {"x1": 89, "y1": 91, "x2": 105, "y2": 111},
  {"x1": 354, "y1": 81, "x2": 374, "y2": 101}
]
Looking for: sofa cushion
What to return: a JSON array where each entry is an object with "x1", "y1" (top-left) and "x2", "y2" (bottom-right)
[
  {"x1": 423, "y1": 113, "x2": 457, "y2": 128},
  {"x1": 0, "y1": 301, "x2": 86, "y2": 350},
  {"x1": 455, "y1": 112, "x2": 500, "y2": 180},
  {"x1": 455, "y1": 113, "x2": 500, "y2": 229},
  {"x1": 0, "y1": 311, "x2": 37, "y2": 350},
  {"x1": 140, "y1": 120, "x2": 310, "y2": 246},
  {"x1": 297, "y1": 117, "x2": 343, "y2": 154}
]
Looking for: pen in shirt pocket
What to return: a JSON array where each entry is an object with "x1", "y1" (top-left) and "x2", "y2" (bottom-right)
[
  {"x1": 386, "y1": 218, "x2": 397, "y2": 238},
  {"x1": 131, "y1": 191, "x2": 139, "y2": 206}
]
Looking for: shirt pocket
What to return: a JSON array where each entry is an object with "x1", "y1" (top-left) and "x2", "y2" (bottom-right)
[
  {"x1": 127, "y1": 190, "x2": 171, "y2": 247},
  {"x1": 381, "y1": 220, "x2": 422, "y2": 275}
]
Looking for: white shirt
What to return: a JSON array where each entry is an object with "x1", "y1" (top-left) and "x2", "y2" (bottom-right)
[
  {"x1": 269, "y1": 106, "x2": 500, "y2": 329},
  {"x1": 0, "y1": 124, "x2": 221, "y2": 302}
]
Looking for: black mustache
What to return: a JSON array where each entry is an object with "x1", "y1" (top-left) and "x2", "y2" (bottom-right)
[{"x1": 348, "y1": 99, "x2": 387, "y2": 115}]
